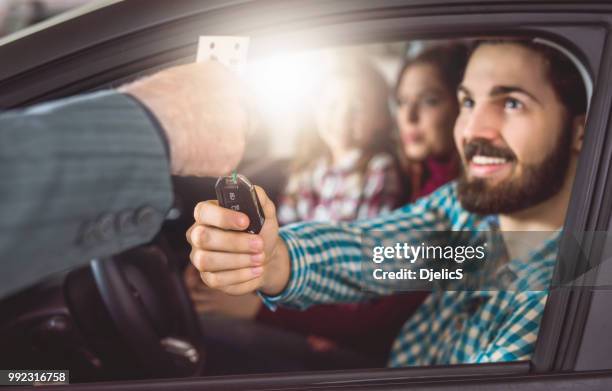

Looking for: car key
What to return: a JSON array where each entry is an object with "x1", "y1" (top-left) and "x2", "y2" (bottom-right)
[{"x1": 215, "y1": 174, "x2": 265, "y2": 234}]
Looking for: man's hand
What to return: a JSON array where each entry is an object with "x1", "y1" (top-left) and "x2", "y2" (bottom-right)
[
  {"x1": 186, "y1": 187, "x2": 291, "y2": 296},
  {"x1": 120, "y1": 61, "x2": 250, "y2": 177},
  {"x1": 184, "y1": 264, "x2": 262, "y2": 318}
]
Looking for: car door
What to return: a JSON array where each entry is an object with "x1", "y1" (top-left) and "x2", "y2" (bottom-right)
[{"x1": 1, "y1": 0, "x2": 612, "y2": 389}]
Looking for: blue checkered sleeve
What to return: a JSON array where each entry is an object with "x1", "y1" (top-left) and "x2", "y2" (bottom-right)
[
  {"x1": 471, "y1": 291, "x2": 548, "y2": 363},
  {"x1": 260, "y1": 183, "x2": 478, "y2": 310}
]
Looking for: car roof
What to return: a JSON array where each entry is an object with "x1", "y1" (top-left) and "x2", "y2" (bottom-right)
[{"x1": 0, "y1": 0, "x2": 124, "y2": 47}]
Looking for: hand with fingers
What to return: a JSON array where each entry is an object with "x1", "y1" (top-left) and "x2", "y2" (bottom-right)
[
  {"x1": 120, "y1": 60, "x2": 253, "y2": 177},
  {"x1": 186, "y1": 186, "x2": 291, "y2": 297},
  {"x1": 184, "y1": 264, "x2": 263, "y2": 319}
]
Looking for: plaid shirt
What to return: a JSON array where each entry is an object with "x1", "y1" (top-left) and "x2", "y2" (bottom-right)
[
  {"x1": 262, "y1": 182, "x2": 559, "y2": 366},
  {"x1": 277, "y1": 151, "x2": 401, "y2": 225}
]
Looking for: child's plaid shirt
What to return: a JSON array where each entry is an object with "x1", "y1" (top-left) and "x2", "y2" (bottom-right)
[{"x1": 277, "y1": 151, "x2": 401, "y2": 224}]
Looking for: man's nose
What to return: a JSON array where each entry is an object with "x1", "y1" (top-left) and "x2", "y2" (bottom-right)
[{"x1": 459, "y1": 104, "x2": 499, "y2": 141}]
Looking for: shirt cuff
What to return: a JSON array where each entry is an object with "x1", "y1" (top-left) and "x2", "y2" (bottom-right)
[{"x1": 258, "y1": 227, "x2": 310, "y2": 310}]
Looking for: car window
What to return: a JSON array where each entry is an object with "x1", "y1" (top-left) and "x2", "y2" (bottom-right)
[
  {"x1": 0, "y1": 33, "x2": 594, "y2": 384},
  {"x1": 181, "y1": 37, "x2": 593, "y2": 374}
]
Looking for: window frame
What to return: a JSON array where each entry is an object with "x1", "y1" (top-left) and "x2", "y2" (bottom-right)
[{"x1": 1, "y1": 0, "x2": 612, "y2": 387}]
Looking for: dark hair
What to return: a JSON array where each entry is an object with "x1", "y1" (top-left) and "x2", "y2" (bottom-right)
[
  {"x1": 472, "y1": 39, "x2": 588, "y2": 118},
  {"x1": 395, "y1": 42, "x2": 469, "y2": 100},
  {"x1": 394, "y1": 42, "x2": 468, "y2": 200}
]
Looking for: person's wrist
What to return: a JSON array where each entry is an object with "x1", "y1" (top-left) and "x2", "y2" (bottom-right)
[
  {"x1": 118, "y1": 81, "x2": 185, "y2": 175},
  {"x1": 261, "y1": 236, "x2": 291, "y2": 296},
  {"x1": 117, "y1": 61, "x2": 249, "y2": 178}
]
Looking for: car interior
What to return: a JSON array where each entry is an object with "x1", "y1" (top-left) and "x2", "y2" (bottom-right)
[{"x1": 0, "y1": 32, "x2": 595, "y2": 385}]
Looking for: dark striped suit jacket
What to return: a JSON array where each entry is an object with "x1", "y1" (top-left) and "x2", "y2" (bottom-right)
[{"x1": 0, "y1": 90, "x2": 173, "y2": 298}]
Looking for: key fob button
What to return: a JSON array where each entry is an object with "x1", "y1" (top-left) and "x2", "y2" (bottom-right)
[{"x1": 215, "y1": 174, "x2": 265, "y2": 234}]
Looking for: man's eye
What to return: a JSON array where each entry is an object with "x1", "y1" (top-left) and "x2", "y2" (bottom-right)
[
  {"x1": 504, "y1": 97, "x2": 524, "y2": 110},
  {"x1": 460, "y1": 97, "x2": 474, "y2": 109}
]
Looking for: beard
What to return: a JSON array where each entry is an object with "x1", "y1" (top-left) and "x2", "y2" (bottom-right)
[{"x1": 457, "y1": 127, "x2": 572, "y2": 215}]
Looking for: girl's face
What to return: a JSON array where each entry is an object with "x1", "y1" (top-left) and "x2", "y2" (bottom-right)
[
  {"x1": 314, "y1": 76, "x2": 389, "y2": 154},
  {"x1": 396, "y1": 63, "x2": 459, "y2": 161}
]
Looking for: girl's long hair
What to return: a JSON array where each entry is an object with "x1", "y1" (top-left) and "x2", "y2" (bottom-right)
[{"x1": 394, "y1": 42, "x2": 469, "y2": 200}]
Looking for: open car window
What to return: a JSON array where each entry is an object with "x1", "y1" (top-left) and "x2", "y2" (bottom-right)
[
  {"x1": 188, "y1": 36, "x2": 592, "y2": 374},
  {"x1": 4, "y1": 1, "x2": 612, "y2": 387}
]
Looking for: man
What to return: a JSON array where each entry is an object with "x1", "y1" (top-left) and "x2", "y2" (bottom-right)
[
  {"x1": 0, "y1": 61, "x2": 250, "y2": 298},
  {"x1": 187, "y1": 39, "x2": 587, "y2": 365}
]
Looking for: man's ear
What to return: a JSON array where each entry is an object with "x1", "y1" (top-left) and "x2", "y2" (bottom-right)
[{"x1": 571, "y1": 114, "x2": 586, "y2": 154}]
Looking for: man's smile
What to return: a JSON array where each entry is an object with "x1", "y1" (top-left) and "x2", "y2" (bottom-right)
[{"x1": 467, "y1": 154, "x2": 514, "y2": 178}]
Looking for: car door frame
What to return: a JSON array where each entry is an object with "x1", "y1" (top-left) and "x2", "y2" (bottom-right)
[{"x1": 2, "y1": 0, "x2": 612, "y2": 389}]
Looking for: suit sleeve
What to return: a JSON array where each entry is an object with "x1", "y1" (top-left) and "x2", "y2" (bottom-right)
[{"x1": 0, "y1": 90, "x2": 173, "y2": 298}]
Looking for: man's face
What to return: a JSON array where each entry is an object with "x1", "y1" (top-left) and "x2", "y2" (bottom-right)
[{"x1": 454, "y1": 43, "x2": 573, "y2": 214}]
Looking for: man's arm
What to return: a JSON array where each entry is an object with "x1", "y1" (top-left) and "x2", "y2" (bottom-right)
[
  {"x1": 187, "y1": 183, "x2": 478, "y2": 308},
  {"x1": 262, "y1": 183, "x2": 470, "y2": 309},
  {"x1": 0, "y1": 61, "x2": 250, "y2": 299},
  {"x1": 0, "y1": 91, "x2": 172, "y2": 298}
]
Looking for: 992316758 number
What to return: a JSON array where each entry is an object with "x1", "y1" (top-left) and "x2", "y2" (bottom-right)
[{"x1": 1, "y1": 370, "x2": 69, "y2": 385}]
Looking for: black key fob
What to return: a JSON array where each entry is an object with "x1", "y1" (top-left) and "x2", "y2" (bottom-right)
[{"x1": 215, "y1": 174, "x2": 265, "y2": 234}]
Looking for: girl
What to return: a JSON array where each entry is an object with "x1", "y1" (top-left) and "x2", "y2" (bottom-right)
[{"x1": 277, "y1": 57, "x2": 402, "y2": 224}]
